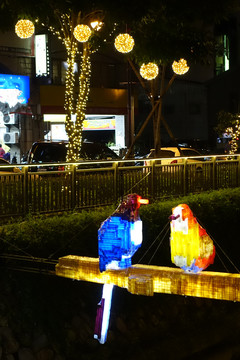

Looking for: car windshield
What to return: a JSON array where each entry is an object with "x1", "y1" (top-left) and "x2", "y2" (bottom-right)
[
  {"x1": 30, "y1": 142, "x2": 119, "y2": 163},
  {"x1": 181, "y1": 149, "x2": 201, "y2": 157},
  {"x1": 80, "y1": 143, "x2": 119, "y2": 160},
  {"x1": 148, "y1": 150, "x2": 175, "y2": 158},
  {"x1": 31, "y1": 143, "x2": 67, "y2": 163}
]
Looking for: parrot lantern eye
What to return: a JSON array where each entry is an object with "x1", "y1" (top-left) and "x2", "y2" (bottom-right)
[{"x1": 169, "y1": 214, "x2": 180, "y2": 221}]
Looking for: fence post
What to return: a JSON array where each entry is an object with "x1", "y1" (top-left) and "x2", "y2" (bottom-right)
[
  {"x1": 151, "y1": 159, "x2": 156, "y2": 201},
  {"x1": 71, "y1": 164, "x2": 76, "y2": 210},
  {"x1": 113, "y1": 161, "x2": 119, "y2": 203},
  {"x1": 183, "y1": 158, "x2": 187, "y2": 196},
  {"x1": 23, "y1": 166, "x2": 29, "y2": 215},
  {"x1": 238, "y1": 155, "x2": 240, "y2": 187},
  {"x1": 212, "y1": 156, "x2": 216, "y2": 190}
]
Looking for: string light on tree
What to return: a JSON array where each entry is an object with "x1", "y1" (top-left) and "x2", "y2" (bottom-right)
[
  {"x1": 90, "y1": 21, "x2": 103, "y2": 31},
  {"x1": 65, "y1": 44, "x2": 92, "y2": 162},
  {"x1": 172, "y1": 58, "x2": 189, "y2": 75},
  {"x1": 225, "y1": 116, "x2": 240, "y2": 155},
  {"x1": 114, "y1": 33, "x2": 134, "y2": 53},
  {"x1": 15, "y1": 19, "x2": 35, "y2": 39},
  {"x1": 48, "y1": 13, "x2": 92, "y2": 162},
  {"x1": 140, "y1": 62, "x2": 159, "y2": 80},
  {"x1": 15, "y1": 11, "x2": 98, "y2": 163},
  {"x1": 73, "y1": 24, "x2": 91, "y2": 42}
]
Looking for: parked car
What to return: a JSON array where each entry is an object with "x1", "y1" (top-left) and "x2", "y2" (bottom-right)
[
  {"x1": 144, "y1": 147, "x2": 204, "y2": 170},
  {"x1": 166, "y1": 139, "x2": 212, "y2": 155},
  {"x1": 27, "y1": 140, "x2": 120, "y2": 170}
]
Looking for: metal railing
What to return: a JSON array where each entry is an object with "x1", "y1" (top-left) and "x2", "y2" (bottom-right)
[{"x1": 0, "y1": 154, "x2": 239, "y2": 218}]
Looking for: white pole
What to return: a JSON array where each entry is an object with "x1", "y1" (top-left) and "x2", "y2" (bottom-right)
[{"x1": 94, "y1": 283, "x2": 114, "y2": 344}]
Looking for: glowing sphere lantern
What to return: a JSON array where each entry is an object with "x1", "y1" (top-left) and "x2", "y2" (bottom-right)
[
  {"x1": 73, "y1": 24, "x2": 91, "y2": 42},
  {"x1": 15, "y1": 19, "x2": 35, "y2": 39},
  {"x1": 140, "y1": 62, "x2": 159, "y2": 80},
  {"x1": 172, "y1": 58, "x2": 189, "y2": 75},
  {"x1": 114, "y1": 33, "x2": 135, "y2": 53}
]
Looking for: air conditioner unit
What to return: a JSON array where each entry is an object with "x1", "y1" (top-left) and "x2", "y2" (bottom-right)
[
  {"x1": 3, "y1": 113, "x2": 19, "y2": 125},
  {"x1": 3, "y1": 132, "x2": 19, "y2": 144}
]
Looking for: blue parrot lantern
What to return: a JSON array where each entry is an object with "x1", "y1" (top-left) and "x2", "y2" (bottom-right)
[
  {"x1": 98, "y1": 194, "x2": 149, "y2": 272},
  {"x1": 95, "y1": 194, "x2": 148, "y2": 344}
]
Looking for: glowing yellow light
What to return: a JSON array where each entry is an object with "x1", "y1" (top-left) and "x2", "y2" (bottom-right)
[
  {"x1": 140, "y1": 62, "x2": 159, "y2": 80},
  {"x1": 91, "y1": 21, "x2": 103, "y2": 31},
  {"x1": 170, "y1": 204, "x2": 215, "y2": 272},
  {"x1": 73, "y1": 24, "x2": 91, "y2": 42},
  {"x1": 114, "y1": 33, "x2": 134, "y2": 53},
  {"x1": 225, "y1": 118, "x2": 240, "y2": 155},
  {"x1": 64, "y1": 45, "x2": 91, "y2": 162},
  {"x1": 46, "y1": 13, "x2": 91, "y2": 163},
  {"x1": 15, "y1": 19, "x2": 35, "y2": 39},
  {"x1": 172, "y1": 58, "x2": 189, "y2": 75},
  {"x1": 138, "y1": 198, "x2": 149, "y2": 205},
  {"x1": 56, "y1": 255, "x2": 240, "y2": 302}
]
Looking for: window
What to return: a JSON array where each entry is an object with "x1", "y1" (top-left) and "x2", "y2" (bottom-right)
[{"x1": 215, "y1": 34, "x2": 230, "y2": 75}]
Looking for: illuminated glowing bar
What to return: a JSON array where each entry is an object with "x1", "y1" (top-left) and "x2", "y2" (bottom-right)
[
  {"x1": 138, "y1": 198, "x2": 149, "y2": 205},
  {"x1": 55, "y1": 256, "x2": 240, "y2": 302},
  {"x1": 94, "y1": 284, "x2": 114, "y2": 344}
]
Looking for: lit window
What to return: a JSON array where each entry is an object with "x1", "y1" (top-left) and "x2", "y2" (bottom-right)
[{"x1": 215, "y1": 34, "x2": 230, "y2": 75}]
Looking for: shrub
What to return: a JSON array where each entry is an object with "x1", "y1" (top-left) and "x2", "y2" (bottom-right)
[
  {"x1": 138, "y1": 188, "x2": 240, "y2": 270},
  {"x1": 0, "y1": 188, "x2": 239, "y2": 271}
]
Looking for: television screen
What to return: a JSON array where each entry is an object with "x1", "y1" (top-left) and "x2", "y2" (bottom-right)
[{"x1": 0, "y1": 73, "x2": 30, "y2": 107}]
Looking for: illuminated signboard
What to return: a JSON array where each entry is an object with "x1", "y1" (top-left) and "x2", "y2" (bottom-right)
[
  {"x1": 44, "y1": 115, "x2": 116, "y2": 130},
  {"x1": 0, "y1": 74, "x2": 30, "y2": 107},
  {"x1": 35, "y1": 34, "x2": 50, "y2": 77},
  {"x1": 83, "y1": 118, "x2": 116, "y2": 130}
]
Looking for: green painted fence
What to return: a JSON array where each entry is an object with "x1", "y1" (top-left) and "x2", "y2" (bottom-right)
[{"x1": 0, "y1": 154, "x2": 239, "y2": 218}]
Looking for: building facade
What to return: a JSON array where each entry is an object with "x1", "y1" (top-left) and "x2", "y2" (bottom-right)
[{"x1": 2, "y1": 15, "x2": 238, "y2": 161}]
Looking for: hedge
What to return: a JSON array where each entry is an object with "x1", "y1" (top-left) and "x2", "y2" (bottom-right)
[{"x1": 0, "y1": 187, "x2": 239, "y2": 271}]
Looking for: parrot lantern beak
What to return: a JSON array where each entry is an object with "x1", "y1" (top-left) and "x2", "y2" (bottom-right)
[{"x1": 138, "y1": 198, "x2": 149, "y2": 205}]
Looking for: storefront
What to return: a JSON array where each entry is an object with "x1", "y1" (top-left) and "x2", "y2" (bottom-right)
[
  {"x1": 43, "y1": 113, "x2": 125, "y2": 155},
  {"x1": 40, "y1": 86, "x2": 129, "y2": 154}
]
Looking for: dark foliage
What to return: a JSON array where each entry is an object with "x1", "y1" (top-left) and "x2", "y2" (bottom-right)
[
  {"x1": 0, "y1": 188, "x2": 240, "y2": 359},
  {"x1": 0, "y1": 188, "x2": 239, "y2": 273}
]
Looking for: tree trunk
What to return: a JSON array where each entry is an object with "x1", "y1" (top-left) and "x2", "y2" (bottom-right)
[
  {"x1": 65, "y1": 46, "x2": 76, "y2": 135},
  {"x1": 125, "y1": 60, "x2": 177, "y2": 160},
  {"x1": 66, "y1": 43, "x2": 91, "y2": 162},
  {"x1": 154, "y1": 65, "x2": 166, "y2": 157}
]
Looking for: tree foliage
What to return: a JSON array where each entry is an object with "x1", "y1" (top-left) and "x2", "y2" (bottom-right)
[
  {"x1": 215, "y1": 110, "x2": 238, "y2": 135},
  {"x1": 2, "y1": 0, "x2": 240, "y2": 63},
  {"x1": 1, "y1": 0, "x2": 240, "y2": 158}
]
